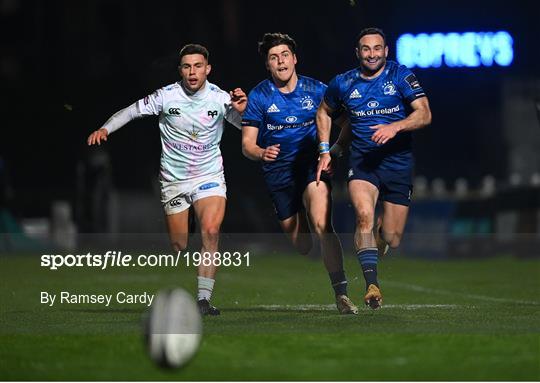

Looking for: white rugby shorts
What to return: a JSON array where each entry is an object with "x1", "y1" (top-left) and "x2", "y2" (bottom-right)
[{"x1": 160, "y1": 173, "x2": 227, "y2": 215}]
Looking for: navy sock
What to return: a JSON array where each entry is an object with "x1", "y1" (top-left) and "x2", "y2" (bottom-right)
[
  {"x1": 357, "y1": 248, "x2": 379, "y2": 289},
  {"x1": 329, "y1": 270, "x2": 348, "y2": 296}
]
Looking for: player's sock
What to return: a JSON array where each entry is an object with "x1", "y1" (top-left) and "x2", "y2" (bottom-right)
[
  {"x1": 356, "y1": 248, "x2": 379, "y2": 289},
  {"x1": 329, "y1": 270, "x2": 348, "y2": 296},
  {"x1": 197, "y1": 276, "x2": 215, "y2": 301}
]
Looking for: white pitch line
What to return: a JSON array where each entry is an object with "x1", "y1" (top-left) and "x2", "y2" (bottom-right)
[
  {"x1": 256, "y1": 304, "x2": 463, "y2": 311},
  {"x1": 382, "y1": 280, "x2": 540, "y2": 306}
]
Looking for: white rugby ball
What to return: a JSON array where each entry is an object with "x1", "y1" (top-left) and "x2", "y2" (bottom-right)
[{"x1": 144, "y1": 288, "x2": 202, "y2": 368}]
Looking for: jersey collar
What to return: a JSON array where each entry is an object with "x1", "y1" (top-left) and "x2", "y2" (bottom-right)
[{"x1": 180, "y1": 80, "x2": 210, "y2": 99}]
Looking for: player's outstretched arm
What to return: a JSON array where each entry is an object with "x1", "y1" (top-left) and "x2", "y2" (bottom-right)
[
  {"x1": 87, "y1": 102, "x2": 142, "y2": 146},
  {"x1": 241, "y1": 125, "x2": 279, "y2": 162}
]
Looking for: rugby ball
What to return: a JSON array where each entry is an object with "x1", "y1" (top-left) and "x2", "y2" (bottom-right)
[{"x1": 144, "y1": 288, "x2": 202, "y2": 368}]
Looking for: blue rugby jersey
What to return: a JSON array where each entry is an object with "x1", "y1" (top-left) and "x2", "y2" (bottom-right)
[
  {"x1": 242, "y1": 75, "x2": 326, "y2": 189},
  {"x1": 324, "y1": 60, "x2": 426, "y2": 170}
]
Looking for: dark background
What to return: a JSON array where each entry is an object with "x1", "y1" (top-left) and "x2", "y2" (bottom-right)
[{"x1": 1, "y1": 0, "x2": 539, "y2": 232}]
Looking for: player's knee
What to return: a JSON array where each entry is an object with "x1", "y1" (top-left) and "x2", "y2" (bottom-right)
[
  {"x1": 356, "y1": 209, "x2": 374, "y2": 231},
  {"x1": 171, "y1": 239, "x2": 188, "y2": 252},
  {"x1": 200, "y1": 223, "x2": 221, "y2": 237},
  {"x1": 385, "y1": 232, "x2": 403, "y2": 249},
  {"x1": 310, "y1": 218, "x2": 331, "y2": 235}
]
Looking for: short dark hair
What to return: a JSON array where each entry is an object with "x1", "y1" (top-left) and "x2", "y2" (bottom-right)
[
  {"x1": 258, "y1": 33, "x2": 297, "y2": 57},
  {"x1": 356, "y1": 27, "x2": 386, "y2": 47},
  {"x1": 179, "y1": 44, "x2": 209, "y2": 61}
]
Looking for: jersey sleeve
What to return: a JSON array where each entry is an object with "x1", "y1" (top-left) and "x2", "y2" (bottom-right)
[
  {"x1": 317, "y1": 81, "x2": 341, "y2": 118},
  {"x1": 222, "y1": 92, "x2": 242, "y2": 130},
  {"x1": 136, "y1": 88, "x2": 164, "y2": 116},
  {"x1": 241, "y1": 89, "x2": 264, "y2": 129},
  {"x1": 396, "y1": 66, "x2": 426, "y2": 104},
  {"x1": 102, "y1": 103, "x2": 142, "y2": 134},
  {"x1": 323, "y1": 76, "x2": 343, "y2": 111},
  {"x1": 315, "y1": 81, "x2": 328, "y2": 104}
]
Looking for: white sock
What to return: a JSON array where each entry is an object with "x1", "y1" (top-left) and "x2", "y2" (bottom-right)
[{"x1": 197, "y1": 276, "x2": 215, "y2": 301}]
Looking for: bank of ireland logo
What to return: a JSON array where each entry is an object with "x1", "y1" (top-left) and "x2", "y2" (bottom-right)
[
  {"x1": 285, "y1": 116, "x2": 298, "y2": 123},
  {"x1": 301, "y1": 96, "x2": 314, "y2": 110},
  {"x1": 383, "y1": 81, "x2": 396, "y2": 96},
  {"x1": 188, "y1": 124, "x2": 200, "y2": 140},
  {"x1": 367, "y1": 100, "x2": 380, "y2": 108}
]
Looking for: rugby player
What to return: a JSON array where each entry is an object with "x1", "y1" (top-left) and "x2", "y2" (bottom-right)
[
  {"x1": 241, "y1": 33, "x2": 358, "y2": 315},
  {"x1": 87, "y1": 44, "x2": 247, "y2": 316},
  {"x1": 317, "y1": 28, "x2": 432, "y2": 309}
]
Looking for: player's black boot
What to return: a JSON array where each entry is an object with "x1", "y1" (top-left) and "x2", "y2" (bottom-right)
[{"x1": 197, "y1": 299, "x2": 220, "y2": 316}]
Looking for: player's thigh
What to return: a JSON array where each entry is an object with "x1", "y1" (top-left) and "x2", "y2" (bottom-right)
[
  {"x1": 166, "y1": 210, "x2": 190, "y2": 234},
  {"x1": 191, "y1": 175, "x2": 227, "y2": 231},
  {"x1": 381, "y1": 201, "x2": 409, "y2": 235},
  {"x1": 303, "y1": 180, "x2": 332, "y2": 230},
  {"x1": 192, "y1": 196, "x2": 226, "y2": 232},
  {"x1": 165, "y1": 210, "x2": 190, "y2": 249},
  {"x1": 161, "y1": 180, "x2": 192, "y2": 247},
  {"x1": 348, "y1": 179, "x2": 379, "y2": 219},
  {"x1": 269, "y1": 183, "x2": 304, "y2": 224},
  {"x1": 279, "y1": 214, "x2": 299, "y2": 234}
]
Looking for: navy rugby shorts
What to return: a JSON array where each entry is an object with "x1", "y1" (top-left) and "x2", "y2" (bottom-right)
[
  {"x1": 348, "y1": 159, "x2": 413, "y2": 207},
  {"x1": 267, "y1": 165, "x2": 331, "y2": 221}
]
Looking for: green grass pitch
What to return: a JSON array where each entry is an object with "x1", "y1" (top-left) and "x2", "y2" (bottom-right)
[{"x1": 1, "y1": 251, "x2": 539, "y2": 380}]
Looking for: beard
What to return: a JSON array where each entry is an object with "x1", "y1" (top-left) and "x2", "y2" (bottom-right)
[{"x1": 360, "y1": 56, "x2": 386, "y2": 76}]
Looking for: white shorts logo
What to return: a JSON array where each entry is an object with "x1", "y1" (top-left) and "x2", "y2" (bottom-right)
[{"x1": 169, "y1": 197, "x2": 184, "y2": 207}]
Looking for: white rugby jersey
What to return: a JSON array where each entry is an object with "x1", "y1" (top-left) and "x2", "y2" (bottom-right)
[{"x1": 105, "y1": 81, "x2": 241, "y2": 182}]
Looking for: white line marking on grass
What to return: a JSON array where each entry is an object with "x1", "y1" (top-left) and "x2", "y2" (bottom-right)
[
  {"x1": 256, "y1": 304, "x2": 334, "y2": 311},
  {"x1": 383, "y1": 280, "x2": 540, "y2": 305},
  {"x1": 256, "y1": 304, "x2": 463, "y2": 311},
  {"x1": 386, "y1": 304, "x2": 463, "y2": 310}
]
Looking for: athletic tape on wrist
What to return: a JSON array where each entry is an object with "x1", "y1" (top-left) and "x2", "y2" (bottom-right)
[{"x1": 319, "y1": 142, "x2": 330, "y2": 154}]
